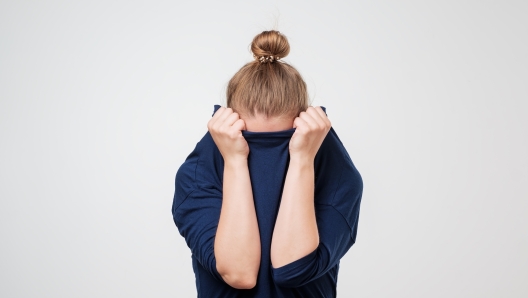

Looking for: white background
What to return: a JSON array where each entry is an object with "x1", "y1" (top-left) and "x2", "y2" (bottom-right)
[{"x1": 1, "y1": 0, "x2": 527, "y2": 297}]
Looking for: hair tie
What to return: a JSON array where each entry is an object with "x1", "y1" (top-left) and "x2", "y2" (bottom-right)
[{"x1": 256, "y1": 55, "x2": 280, "y2": 63}]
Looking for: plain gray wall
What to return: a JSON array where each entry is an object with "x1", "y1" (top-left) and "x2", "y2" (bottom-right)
[{"x1": 1, "y1": 0, "x2": 527, "y2": 297}]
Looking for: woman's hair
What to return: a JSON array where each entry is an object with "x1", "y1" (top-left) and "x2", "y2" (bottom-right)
[{"x1": 227, "y1": 30, "x2": 308, "y2": 118}]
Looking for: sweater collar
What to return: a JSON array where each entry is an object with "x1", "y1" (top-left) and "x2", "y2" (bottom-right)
[{"x1": 212, "y1": 105, "x2": 326, "y2": 139}]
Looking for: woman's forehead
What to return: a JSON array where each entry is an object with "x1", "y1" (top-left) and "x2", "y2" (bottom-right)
[{"x1": 240, "y1": 112, "x2": 294, "y2": 132}]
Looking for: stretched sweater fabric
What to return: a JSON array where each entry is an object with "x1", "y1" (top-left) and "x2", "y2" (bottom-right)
[{"x1": 172, "y1": 105, "x2": 363, "y2": 297}]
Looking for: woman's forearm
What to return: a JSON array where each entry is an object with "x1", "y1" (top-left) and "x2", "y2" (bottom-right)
[
  {"x1": 214, "y1": 158, "x2": 261, "y2": 289},
  {"x1": 270, "y1": 156, "x2": 319, "y2": 268}
]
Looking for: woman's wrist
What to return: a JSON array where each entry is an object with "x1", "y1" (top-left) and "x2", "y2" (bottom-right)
[
  {"x1": 289, "y1": 153, "x2": 314, "y2": 168},
  {"x1": 223, "y1": 156, "x2": 249, "y2": 170}
]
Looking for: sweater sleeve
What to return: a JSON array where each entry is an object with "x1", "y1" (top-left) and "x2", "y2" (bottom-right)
[
  {"x1": 173, "y1": 186, "x2": 223, "y2": 281},
  {"x1": 172, "y1": 136, "x2": 224, "y2": 281},
  {"x1": 271, "y1": 129, "x2": 363, "y2": 288},
  {"x1": 271, "y1": 207, "x2": 358, "y2": 288}
]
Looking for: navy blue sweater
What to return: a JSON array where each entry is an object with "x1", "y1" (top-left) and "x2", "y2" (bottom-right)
[{"x1": 172, "y1": 106, "x2": 363, "y2": 297}]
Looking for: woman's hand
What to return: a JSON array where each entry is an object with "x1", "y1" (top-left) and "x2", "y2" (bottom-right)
[
  {"x1": 208, "y1": 107, "x2": 249, "y2": 162},
  {"x1": 289, "y1": 106, "x2": 331, "y2": 161}
]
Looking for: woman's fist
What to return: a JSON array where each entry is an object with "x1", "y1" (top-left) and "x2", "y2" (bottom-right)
[
  {"x1": 208, "y1": 107, "x2": 249, "y2": 162},
  {"x1": 289, "y1": 106, "x2": 331, "y2": 160}
]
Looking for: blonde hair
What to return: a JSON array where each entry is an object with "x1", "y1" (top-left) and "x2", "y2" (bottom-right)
[{"x1": 227, "y1": 31, "x2": 308, "y2": 118}]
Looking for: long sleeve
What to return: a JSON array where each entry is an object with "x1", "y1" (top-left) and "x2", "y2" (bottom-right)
[
  {"x1": 271, "y1": 128, "x2": 363, "y2": 288},
  {"x1": 172, "y1": 133, "x2": 224, "y2": 281},
  {"x1": 173, "y1": 185, "x2": 223, "y2": 281},
  {"x1": 172, "y1": 115, "x2": 363, "y2": 296}
]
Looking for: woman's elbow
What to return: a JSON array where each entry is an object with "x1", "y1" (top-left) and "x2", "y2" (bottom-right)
[
  {"x1": 215, "y1": 250, "x2": 261, "y2": 289},
  {"x1": 219, "y1": 271, "x2": 257, "y2": 289}
]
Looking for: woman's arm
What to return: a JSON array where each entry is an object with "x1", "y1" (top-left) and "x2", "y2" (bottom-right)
[
  {"x1": 208, "y1": 107, "x2": 261, "y2": 289},
  {"x1": 271, "y1": 107, "x2": 331, "y2": 268}
]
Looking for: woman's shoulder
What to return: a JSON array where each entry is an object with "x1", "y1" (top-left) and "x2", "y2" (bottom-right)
[
  {"x1": 314, "y1": 127, "x2": 363, "y2": 207},
  {"x1": 315, "y1": 127, "x2": 359, "y2": 173},
  {"x1": 175, "y1": 132, "x2": 223, "y2": 195}
]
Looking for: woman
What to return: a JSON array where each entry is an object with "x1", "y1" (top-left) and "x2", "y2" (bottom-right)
[{"x1": 172, "y1": 30, "x2": 363, "y2": 297}]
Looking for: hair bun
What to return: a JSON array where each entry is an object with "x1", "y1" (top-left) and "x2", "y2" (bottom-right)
[{"x1": 251, "y1": 30, "x2": 290, "y2": 63}]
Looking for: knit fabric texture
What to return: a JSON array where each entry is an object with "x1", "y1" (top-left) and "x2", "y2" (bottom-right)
[{"x1": 172, "y1": 105, "x2": 363, "y2": 297}]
